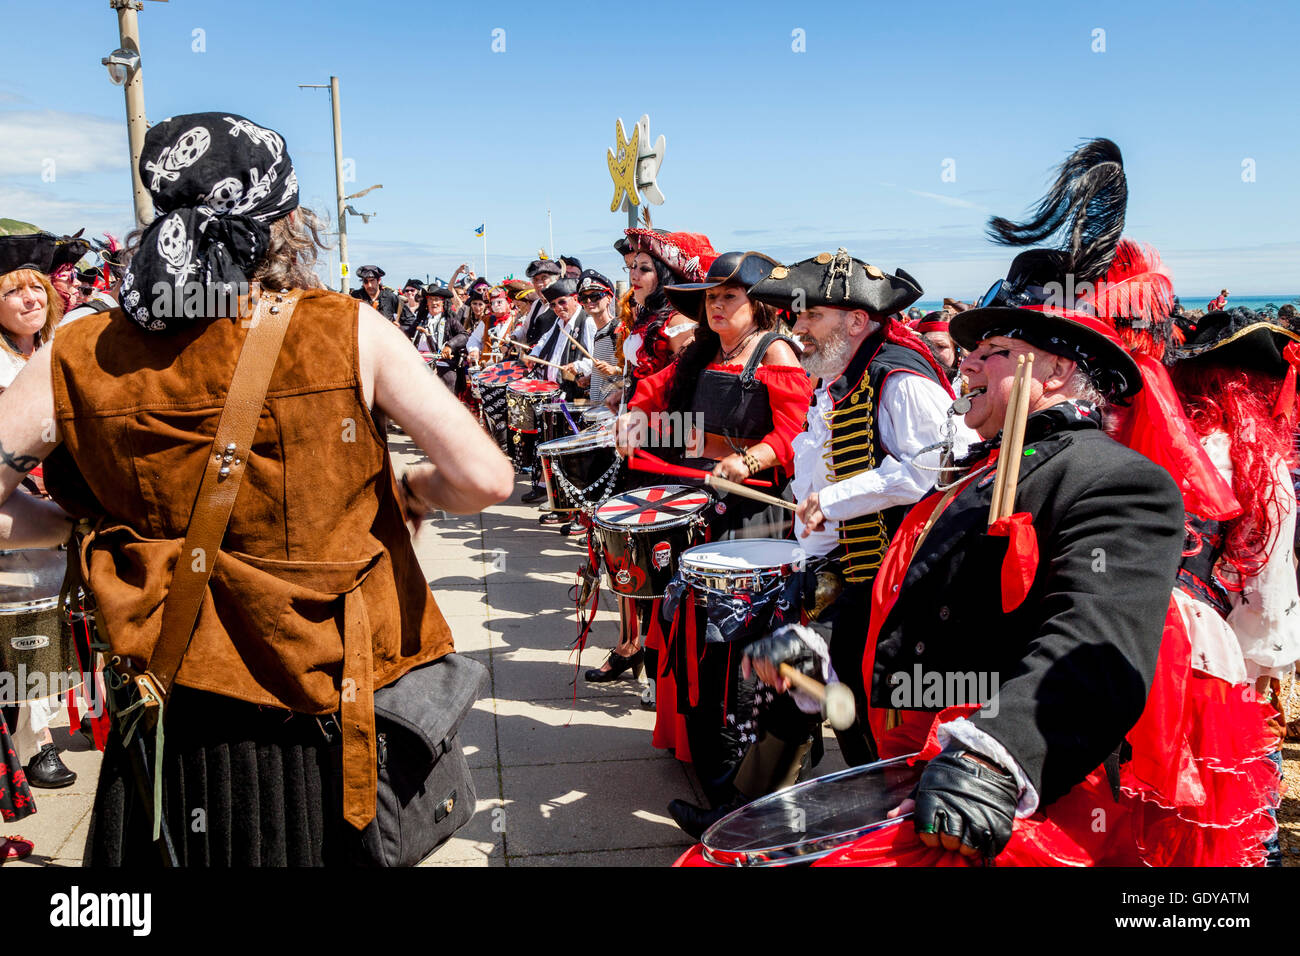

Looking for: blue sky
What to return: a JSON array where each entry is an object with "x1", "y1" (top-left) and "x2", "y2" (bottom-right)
[{"x1": 2, "y1": 0, "x2": 1297, "y2": 298}]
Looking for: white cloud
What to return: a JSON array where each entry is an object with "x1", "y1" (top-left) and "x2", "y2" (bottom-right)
[
  {"x1": 0, "y1": 110, "x2": 128, "y2": 177},
  {"x1": 0, "y1": 185, "x2": 133, "y2": 237}
]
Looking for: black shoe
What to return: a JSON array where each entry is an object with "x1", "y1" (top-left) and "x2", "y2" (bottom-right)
[
  {"x1": 584, "y1": 648, "x2": 645, "y2": 683},
  {"x1": 25, "y1": 744, "x2": 76, "y2": 789},
  {"x1": 521, "y1": 488, "x2": 547, "y2": 504},
  {"x1": 538, "y1": 511, "x2": 564, "y2": 526},
  {"x1": 667, "y1": 795, "x2": 745, "y2": 840}
]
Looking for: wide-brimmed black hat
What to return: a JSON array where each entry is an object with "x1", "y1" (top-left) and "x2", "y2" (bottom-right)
[
  {"x1": 950, "y1": 250, "x2": 1142, "y2": 400},
  {"x1": 424, "y1": 285, "x2": 453, "y2": 299},
  {"x1": 541, "y1": 277, "x2": 578, "y2": 302},
  {"x1": 1168, "y1": 309, "x2": 1300, "y2": 377},
  {"x1": 526, "y1": 258, "x2": 562, "y2": 278},
  {"x1": 402, "y1": 278, "x2": 424, "y2": 291},
  {"x1": 356, "y1": 264, "x2": 384, "y2": 279},
  {"x1": 747, "y1": 248, "x2": 923, "y2": 316},
  {"x1": 663, "y1": 251, "x2": 779, "y2": 318}
]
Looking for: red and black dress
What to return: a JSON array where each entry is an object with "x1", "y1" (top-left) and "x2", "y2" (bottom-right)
[{"x1": 629, "y1": 332, "x2": 813, "y2": 794}]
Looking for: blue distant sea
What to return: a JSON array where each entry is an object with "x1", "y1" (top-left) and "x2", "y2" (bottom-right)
[{"x1": 912, "y1": 294, "x2": 1299, "y2": 314}]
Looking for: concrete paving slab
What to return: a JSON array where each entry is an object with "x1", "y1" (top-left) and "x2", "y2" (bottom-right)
[{"x1": 498, "y1": 758, "x2": 697, "y2": 857}]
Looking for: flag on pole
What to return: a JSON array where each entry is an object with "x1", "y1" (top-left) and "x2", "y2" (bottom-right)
[{"x1": 474, "y1": 224, "x2": 485, "y2": 237}]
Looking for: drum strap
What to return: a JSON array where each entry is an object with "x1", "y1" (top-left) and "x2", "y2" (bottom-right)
[{"x1": 145, "y1": 289, "x2": 301, "y2": 701}]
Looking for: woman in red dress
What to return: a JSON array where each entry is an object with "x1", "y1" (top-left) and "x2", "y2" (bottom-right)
[{"x1": 614, "y1": 251, "x2": 814, "y2": 802}]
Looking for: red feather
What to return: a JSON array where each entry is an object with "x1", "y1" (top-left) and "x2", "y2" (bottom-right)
[{"x1": 1089, "y1": 238, "x2": 1176, "y2": 359}]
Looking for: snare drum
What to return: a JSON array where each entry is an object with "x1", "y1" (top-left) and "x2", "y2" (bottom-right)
[
  {"x1": 472, "y1": 361, "x2": 530, "y2": 446},
  {"x1": 537, "y1": 428, "x2": 625, "y2": 514},
  {"x1": 538, "y1": 398, "x2": 592, "y2": 444},
  {"x1": 506, "y1": 380, "x2": 562, "y2": 471},
  {"x1": 580, "y1": 405, "x2": 615, "y2": 431},
  {"x1": 676, "y1": 754, "x2": 922, "y2": 867},
  {"x1": 679, "y1": 538, "x2": 808, "y2": 595},
  {"x1": 0, "y1": 549, "x2": 86, "y2": 703},
  {"x1": 593, "y1": 485, "x2": 713, "y2": 599}
]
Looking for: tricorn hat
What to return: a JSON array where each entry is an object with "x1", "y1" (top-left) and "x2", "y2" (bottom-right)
[
  {"x1": 0, "y1": 231, "x2": 91, "y2": 277},
  {"x1": 1168, "y1": 308, "x2": 1300, "y2": 377},
  {"x1": 747, "y1": 248, "x2": 924, "y2": 316},
  {"x1": 423, "y1": 284, "x2": 453, "y2": 299},
  {"x1": 625, "y1": 228, "x2": 718, "y2": 282},
  {"x1": 356, "y1": 264, "x2": 384, "y2": 279},
  {"x1": 950, "y1": 250, "x2": 1142, "y2": 400},
  {"x1": 663, "y1": 251, "x2": 780, "y2": 318}
]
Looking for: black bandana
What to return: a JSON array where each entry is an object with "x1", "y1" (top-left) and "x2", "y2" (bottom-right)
[{"x1": 121, "y1": 112, "x2": 299, "y2": 332}]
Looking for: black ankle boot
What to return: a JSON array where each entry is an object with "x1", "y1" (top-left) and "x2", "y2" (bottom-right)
[
  {"x1": 667, "y1": 793, "x2": 746, "y2": 840},
  {"x1": 584, "y1": 648, "x2": 645, "y2": 683},
  {"x1": 25, "y1": 743, "x2": 76, "y2": 789}
]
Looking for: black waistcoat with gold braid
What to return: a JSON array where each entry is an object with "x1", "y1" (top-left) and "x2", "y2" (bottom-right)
[{"x1": 825, "y1": 332, "x2": 945, "y2": 584}]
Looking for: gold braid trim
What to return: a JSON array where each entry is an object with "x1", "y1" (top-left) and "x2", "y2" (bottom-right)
[{"x1": 828, "y1": 373, "x2": 888, "y2": 583}]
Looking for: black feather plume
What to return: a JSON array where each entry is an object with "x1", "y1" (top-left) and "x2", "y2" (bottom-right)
[{"x1": 986, "y1": 138, "x2": 1127, "y2": 284}]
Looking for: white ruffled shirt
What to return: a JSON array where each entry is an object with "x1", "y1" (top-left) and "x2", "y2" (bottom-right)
[{"x1": 791, "y1": 371, "x2": 975, "y2": 556}]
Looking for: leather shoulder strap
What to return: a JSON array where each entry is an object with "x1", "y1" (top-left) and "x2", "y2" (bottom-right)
[{"x1": 145, "y1": 289, "x2": 303, "y2": 696}]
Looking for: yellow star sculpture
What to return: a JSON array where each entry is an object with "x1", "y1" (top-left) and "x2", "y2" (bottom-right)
[{"x1": 607, "y1": 119, "x2": 641, "y2": 212}]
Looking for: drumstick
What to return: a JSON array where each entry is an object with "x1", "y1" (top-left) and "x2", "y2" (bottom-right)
[
  {"x1": 520, "y1": 353, "x2": 566, "y2": 371},
  {"x1": 705, "y1": 474, "x2": 796, "y2": 511},
  {"x1": 557, "y1": 324, "x2": 596, "y2": 362},
  {"x1": 777, "y1": 664, "x2": 856, "y2": 731},
  {"x1": 998, "y1": 354, "x2": 1034, "y2": 520},
  {"x1": 987, "y1": 356, "x2": 1021, "y2": 525},
  {"x1": 628, "y1": 446, "x2": 774, "y2": 488}
]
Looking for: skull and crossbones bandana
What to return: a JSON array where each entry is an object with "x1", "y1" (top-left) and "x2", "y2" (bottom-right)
[{"x1": 122, "y1": 112, "x2": 299, "y2": 332}]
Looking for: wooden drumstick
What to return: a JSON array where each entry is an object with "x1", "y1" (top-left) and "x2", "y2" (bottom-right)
[
  {"x1": 778, "y1": 664, "x2": 856, "y2": 731},
  {"x1": 520, "y1": 353, "x2": 566, "y2": 371},
  {"x1": 704, "y1": 474, "x2": 797, "y2": 511},
  {"x1": 557, "y1": 324, "x2": 596, "y2": 362},
  {"x1": 998, "y1": 353, "x2": 1033, "y2": 519}
]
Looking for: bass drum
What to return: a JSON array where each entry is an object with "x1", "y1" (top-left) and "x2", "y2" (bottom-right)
[
  {"x1": 472, "y1": 361, "x2": 530, "y2": 448},
  {"x1": 592, "y1": 485, "x2": 713, "y2": 599},
  {"x1": 0, "y1": 549, "x2": 87, "y2": 703}
]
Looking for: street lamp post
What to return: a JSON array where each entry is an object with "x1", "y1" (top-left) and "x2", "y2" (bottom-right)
[
  {"x1": 299, "y1": 77, "x2": 353, "y2": 292},
  {"x1": 105, "y1": 0, "x2": 167, "y2": 227}
]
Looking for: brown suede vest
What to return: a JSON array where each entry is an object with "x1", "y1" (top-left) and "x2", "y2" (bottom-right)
[{"x1": 47, "y1": 289, "x2": 454, "y2": 827}]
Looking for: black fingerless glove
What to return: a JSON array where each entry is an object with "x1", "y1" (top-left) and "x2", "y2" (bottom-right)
[
  {"x1": 913, "y1": 750, "x2": 1019, "y2": 858},
  {"x1": 745, "y1": 625, "x2": 819, "y2": 678}
]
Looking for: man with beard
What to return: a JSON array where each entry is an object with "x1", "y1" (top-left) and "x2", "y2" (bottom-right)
[
  {"x1": 667, "y1": 249, "x2": 974, "y2": 837},
  {"x1": 515, "y1": 258, "x2": 562, "y2": 348}
]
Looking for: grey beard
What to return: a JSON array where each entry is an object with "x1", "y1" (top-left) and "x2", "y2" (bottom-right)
[{"x1": 800, "y1": 326, "x2": 854, "y2": 381}]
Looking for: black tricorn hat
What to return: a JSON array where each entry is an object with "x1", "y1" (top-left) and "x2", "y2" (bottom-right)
[
  {"x1": 356, "y1": 264, "x2": 385, "y2": 279},
  {"x1": 402, "y1": 278, "x2": 425, "y2": 290},
  {"x1": 525, "y1": 258, "x2": 562, "y2": 278},
  {"x1": 664, "y1": 251, "x2": 780, "y2": 318},
  {"x1": 747, "y1": 248, "x2": 923, "y2": 316},
  {"x1": 950, "y1": 249, "x2": 1142, "y2": 400},
  {"x1": 424, "y1": 284, "x2": 453, "y2": 298},
  {"x1": 0, "y1": 231, "x2": 91, "y2": 277},
  {"x1": 1168, "y1": 308, "x2": 1300, "y2": 377},
  {"x1": 541, "y1": 277, "x2": 578, "y2": 302}
]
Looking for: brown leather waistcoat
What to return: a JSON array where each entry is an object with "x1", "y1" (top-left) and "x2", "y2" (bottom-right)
[{"x1": 47, "y1": 289, "x2": 453, "y2": 827}]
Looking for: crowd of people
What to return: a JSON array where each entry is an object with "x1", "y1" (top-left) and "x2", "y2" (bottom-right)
[{"x1": 0, "y1": 117, "x2": 1296, "y2": 868}]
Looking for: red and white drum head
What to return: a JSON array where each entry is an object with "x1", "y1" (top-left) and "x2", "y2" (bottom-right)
[{"x1": 594, "y1": 484, "x2": 712, "y2": 530}]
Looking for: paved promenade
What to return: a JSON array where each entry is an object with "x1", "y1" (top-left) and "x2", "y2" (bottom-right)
[{"x1": 12, "y1": 430, "x2": 1298, "y2": 867}]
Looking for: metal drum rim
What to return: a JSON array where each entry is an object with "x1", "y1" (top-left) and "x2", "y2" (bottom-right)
[{"x1": 698, "y1": 752, "x2": 921, "y2": 867}]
